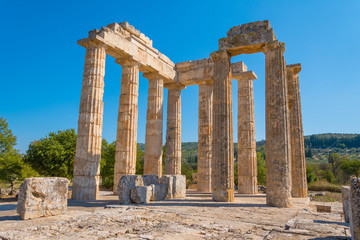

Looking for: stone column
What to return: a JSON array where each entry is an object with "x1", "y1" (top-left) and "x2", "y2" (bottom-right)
[
  {"x1": 350, "y1": 177, "x2": 360, "y2": 240},
  {"x1": 236, "y1": 77, "x2": 258, "y2": 194},
  {"x1": 197, "y1": 83, "x2": 213, "y2": 192},
  {"x1": 263, "y1": 41, "x2": 292, "y2": 208},
  {"x1": 72, "y1": 44, "x2": 106, "y2": 201},
  {"x1": 164, "y1": 84, "x2": 185, "y2": 175},
  {"x1": 210, "y1": 50, "x2": 234, "y2": 202},
  {"x1": 287, "y1": 64, "x2": 307, "y2": 198},
  {"x1": 143, "y1": 73, "x2": 164, "y2": 176},
  {"x1": 113, "y1": 59, "x2": 140, "y2": 193}
]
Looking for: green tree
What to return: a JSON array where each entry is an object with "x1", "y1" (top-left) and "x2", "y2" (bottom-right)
[
  {"x1": 306, "y1": 164, "x2": 318, "y2": 183},
  {"x1": 23, "y1": 129, "x2": 77, "y2": 179},
  {"x1": 135, "y1": 144, "x2": 144, "y2": 175},
  {"x1": 0, "y1": 117, "x2": 27, "y2": 193},
  {"x1": 100, "y1": 139, "x2": 116, "y2": 188},
  {"x1": 340, "y1": 159, "x2": 360, "y2": 179},
  {"x1": 257, "y1": 151, "x2": 266, "y2": 185},
  {"x1": 320, "y1": 169, "x2": 335, "y2": 183}
]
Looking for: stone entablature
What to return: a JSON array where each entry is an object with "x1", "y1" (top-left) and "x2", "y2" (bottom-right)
[{"x1": 78, "y1": 22, "x2": 176, "y2": 83}]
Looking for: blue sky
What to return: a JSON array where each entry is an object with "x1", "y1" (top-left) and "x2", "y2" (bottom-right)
[{"x1": 1, "y1": 0, "x2": 359, "y2": 153}]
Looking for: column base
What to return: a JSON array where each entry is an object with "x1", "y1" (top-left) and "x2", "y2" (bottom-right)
[
  {"x1": 266, "y1": 193, "x2": 292, "y2": 208},
  {"x1": 72, "y1": 175, "x2": 99, "y2": 201},
  {"x1": 238, "y1": 176, "x2": 258, "y2": 194},
  {"x1": 212, "y1": 188, "x2": 234, "y2": 202}
]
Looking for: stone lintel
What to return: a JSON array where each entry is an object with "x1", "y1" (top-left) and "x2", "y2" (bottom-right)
[
  {"x1": 218, "y1": 20, "x2": 276, "y2": 56},
  {"x1": 77, "y1": 22, "x2": 176, "y2": 84},
  {"x1": 233, "y1": 71, "x2": 257, "y2": 81},
  {"x1": 176, "y1": 59, "x2": 248, "y2": 86},
  {"x1": 143, "y1": 72, "x2": 163, "y2": 81},
  {"x1": 287, "y1": 63, "x2": 302, "y2": 74}
]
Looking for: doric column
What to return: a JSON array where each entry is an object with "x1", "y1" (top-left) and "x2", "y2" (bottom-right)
[
  {"x1": 72, "y1": 43, "x2": 106, "y2": 201},
  {"x1": 113, "y1": 59, "x2": 140, "y2": 192},
  {"x1": 143, "y1": 73, "x2": 164, "y2": 176},
  {"x1": 236, "y1": 76, "x2": 258, "y2": 194},
  {"x1": 164, "y1": 83, "x2": 185, "y2": 175},
  {"x1": 210, "y1": 50, "x2": 234, "y2": 202},
  {"x1": 263, "y1": 41, "x2": 292, "y2": 207},
  {"x1": 287, "y1": 64, "x2": 307, "y2": 198},
  {"x1": 197, "y1": 83, "x2": 213, "y2": 192}
]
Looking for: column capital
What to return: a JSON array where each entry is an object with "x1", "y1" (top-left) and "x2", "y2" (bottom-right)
[
  {"x1": 143, "y1": 72, "x2": 163, "y2": 81},
  {"x1": 164, "y1": 83, "x2": 186, "y2": 90},
  {"x1": 287, "y1": 63, "x2": 301, "y2": 74},
  {"x1": 115, "y1": 57, "x2": 140, "y2": 67},
  {"x1": 262, "y1": 41, "x2": 285, "y2": 54},
  {"x1": 233, "y1": 71, "x2": 257, "y2": 82},
  {"x1": 210, "y1": 50, "x2": 231, "y2": 62}
]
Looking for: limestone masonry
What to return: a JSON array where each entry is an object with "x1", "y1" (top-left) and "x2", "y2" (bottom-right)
[{"x1": 72, "y1": 20, "x2": 307, "y2": 208}]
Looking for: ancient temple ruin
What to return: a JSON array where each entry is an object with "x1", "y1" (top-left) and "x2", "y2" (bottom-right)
[{"x1": 72, "y1": 20, "x2": 307, "y2": 208}]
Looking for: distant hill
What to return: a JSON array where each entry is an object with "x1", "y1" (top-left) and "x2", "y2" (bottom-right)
[{"x1": 137, "y1": 133, "x2": 360, "y2": 165}]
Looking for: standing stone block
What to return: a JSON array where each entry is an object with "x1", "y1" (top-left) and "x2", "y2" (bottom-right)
[
  {"x1": 172, "y1": 175, "x2": 186, "y2": 198},
  {"x1": 160, "y1": 175, "x2": 174, "y2": 199},
  {"x1": 350, "y1": 177, "x2": 360, "y2": 240},
  {"x1": 143, "y1": 175, "x2": 160, "y2": 186},
  {"x1": 17, "y1": 177, "x2": 69, "y2": 220},
  {"x1": 160, "y1": 175, "x2": 186, "y2": 199},
  {"x1": 117, "y1": 175, "x2": 144, "y2": 204},
  {"x1": 149, "y1": 184, "x2": 167, "y2": 201},
  {"x1": 342, "y1": 186, "x2": 350, "y2": 223},
  {"x1": 130, "y1": 186, "x2": 152, "y2": 204}
]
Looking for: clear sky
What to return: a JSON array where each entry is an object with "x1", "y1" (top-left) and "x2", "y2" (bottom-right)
[{"x1": 1, "y1": 0, "x2": 359, "y2": 153}]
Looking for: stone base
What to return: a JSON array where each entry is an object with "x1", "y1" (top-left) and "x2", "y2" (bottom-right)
[
  {"x1": 17, "y1": 177, "x2": 69, "y2": 220},
  {"x1": 160, "y1": 175, "x2": 186, "y2": 199},
  {"x1": 212, "y1": 188, "x2": 234, "y2": 202},
  {"x1": 342, "y1": 186, "x2": 350, "y2": 223},
  {"x1": 72, "y1": 176, "x2": 99, "y2": 201}
]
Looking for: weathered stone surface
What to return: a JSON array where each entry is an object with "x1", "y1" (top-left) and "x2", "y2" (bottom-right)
[
  {"x1": 117, "y1": 175, "x2": 144, "y2": 204},
  {"x1": 78, "y1": 22, "x2": 176, "y2": 83},
  {"x1": 164, "y1": 84, "x2": 185, "y2": 175},
  {"x1": 287, "y1": 63, "x2": 307, "y2": 198},
  {"x1": 130, "y1": 186, "x2": 152, "y2": 204},
  {"x1": 113, "y1": 60, "x2": 140, "y2": 193},
  {"x1": 17, "y1": 177, "x2": 69, "y2": 220},
  {"x1": 143, "y1": 175, "x2": 160, "y2": 186},
  {"x1": 144, "y1": 74, "x2": 164, "y2": 176},
  {"x1": 210, "y1": 50, "x2": 234, "y2": 202},
  {"x1": 149, "y1": 184, "x2": 167, "y2": 201},
  {"x1": 160, "y1": 175, "x2": 186, "y2": 199},
  {"x1": 219, "y1": 20, "x2": 276, "y2": 55},
  {"x1": 263, "y1": 41, "x2": 292, "y2": 208},
  {"x1": 350, "y1": 177, "x2": 360, "y2": 240},
  {"x1": 342, "y1": 186, "x2": 350, "y2": 223},
  {"x1": 72, "y1": 45, "x2": 105, "y2": 201},
  {"x1": 234, "y1": 71, "x2": 258, "y2": 194},
  {"x1": 197, "y1": 84, "x2": 213, "y2": 193},
  {"x1": 173, "y1": 175, "x2": 186, "y2": 199}
]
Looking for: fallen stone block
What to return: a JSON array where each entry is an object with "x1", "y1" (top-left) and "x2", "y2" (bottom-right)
[
  {"x1": 315, "y1": 205, "x2": 331, "y2": 213},
  {"x1": 172, "y1": 175, "x2": 186, "y2": 199},
  {"x1": 17, "y1": 177, "x2": 69, "y2": 220},
  {"x1": 117, "y1": 175, "x2": 144, "y2": 204},
  {"x1": 130, "y1": 186, "x2": 152, "y2": 204},
  {"x1": 149, "y1": 184, "x2": 167, "y2": 201},
  {"x1": 143, "y1": 175, "x2": 159, "y2": 186},
  {"x1": 160, "y1": 175, "x2": 186, "y2": 199},
  {"x1": 342, "y1": 186, "x2": 350, "y2": 223}
]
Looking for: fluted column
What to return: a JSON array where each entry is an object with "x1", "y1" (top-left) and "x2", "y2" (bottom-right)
[
  {"x1": 287, "y1": 64, "x2": 307, "y2": 198},
  {"x1": 210, "y1": 50, "x2": 234, "y2": 202},
  {"x1": 236, "y1": 77, "x2": 258, "y2": 194},
  {"x1": 143, "y1": 73, "x2": 164, "y2": 176},
  {"x1": 263, "y1": 41, "x2": 292, "y2": 207},
  {"x1": 72, "y1": 43, "x2": 106, "y2": 201},
  {"x1": 113, "y1": 59, "x2": 140, "y2": 193},
  {"x1": 197, "y1": 83, "x2": 213, "y2": 192},
  {"x1": 165, "y1": 84, "x2": 185, "y2": 175}
]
